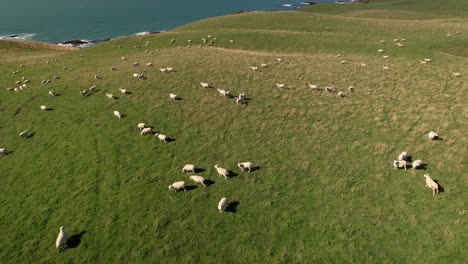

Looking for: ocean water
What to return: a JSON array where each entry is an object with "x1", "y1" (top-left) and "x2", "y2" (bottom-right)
[{"x1": 0, "y1": 0, "x2": 333, "y2": 43}]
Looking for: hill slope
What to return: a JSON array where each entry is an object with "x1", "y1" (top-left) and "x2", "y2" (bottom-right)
[{"x1": 0, "y1": 1, "x2": 466, "y2": 263}]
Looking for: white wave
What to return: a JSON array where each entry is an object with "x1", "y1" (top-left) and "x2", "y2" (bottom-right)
[
  {"x1": 133, "y1": 32, "x2": 150, "y2": 36},
  {"x1": 0, "y1": 33, "x2": 37, "y2": 40},
  {"x1": 282, "y1": 4, "x2": 293, "y2": 7}
]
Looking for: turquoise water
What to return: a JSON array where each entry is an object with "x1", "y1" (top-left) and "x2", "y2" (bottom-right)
[{"x1": 0, "y1": 0, "x2": 332, "y2": 43}]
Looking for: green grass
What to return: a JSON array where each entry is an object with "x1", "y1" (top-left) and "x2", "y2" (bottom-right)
[{"x1": 0, "y1": 1, "x2": 467, "y2": 263}]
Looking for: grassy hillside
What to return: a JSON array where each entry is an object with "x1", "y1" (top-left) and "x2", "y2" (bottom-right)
[{"x1": 0, "y1": 1, "x2": 466, "y2": 263}]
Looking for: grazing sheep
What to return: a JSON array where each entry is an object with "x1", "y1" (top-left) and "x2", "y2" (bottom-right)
[
  {"x1": 229, "y1": 40, "x2": 235, "y2": 43},
  {"x1": 111, "y1": 67, "x2": 116, "y2": 71},
  {"x1": 141, "y1": 127, "x2": 152, "y2": 136},
  {"x1": 383, "y1": 55, "x2": 389, "y2": 59},
  {"x1": 155, "y1": 133, "x2": 167, "y2": 142},
  {"x1": 453, "y1": 72, "x2": 461, "y2": 77},
  {"x1": 325, "y1": 86, "x2": 334, "y2": 93},
  {"x1": 6, "y1": 87, "x2": 14, "y2": 91},
  {"x1": 89, "y1": 85, "x2": 96, "y2": 92},
  {"x1": 337, "y1": 91, "x2": 345, "y2": 97},
  {"x1": 169, "y1": 93, "x2": 177, "y2": 100},
  {"x1": 200, "y1": 82, "x2": 210, "y2": 88},
  {"x1": 0, "y1": 148, "x2": 11, "y2": 155},
  {"x1": 393, "y1": 38, "x2": 399, "y2": 42},
  {"x1": 62, "y1": 67, "x2": 67, "y2": 70},
  {"x1": 348, "y1": 86, "x2": 355, "y2": 92},
  {"x1": 94, "y1": 74, "x2": 101, "y2": 80},
  {"x1": 168, "y1": 181, "x2": 186, "y2": 192},
  {"x1": 119, "y1": 88, "x2": 128, "y2": 94},
  {"x1": 218, "y1": 197, "x2": 228, "y2": 213},
  {"x1": 276, "y1": 58, "x2": 283, "y2": 62},
  {"x1": 137, "y1": 123, "x2": 146, "y2": 130},
  {"x1": 159, "y1": 68, "x2": 167, "y2": 73},
  {"x1": 55, "y1": 226, "x2": 68, "y2": 253},
  {"x1": 307, "y1": 84, "x2": 318, "y2": 90},
  {"x1": 113, "y1": 111, "x2": 122, "y2": 119},
  {"x1": 340, "y1": 60, "x2": 347, "y2": 64},
  {"x1": 189, "y1": 175, "x2": 206, "y2": 187},
  {"x1": 428, "y1": 131, "x2": 439, "y2": 140},
  {"x1": 360, "y1": 63, "x2": 367, "y2": 67},
  {"x1": 412, "y1": 159, "x2": 423, "y2": 170},
  {"x1": 275, "y1": 83, "x2": 285, "y2": 89},
  {"x1": 145, "y1": 62, "x2": 153, "y2": 66},
  {"x1": 236, "y1": 97, "x2": 244, "y2": 105},
  {"x1": 121, "y1": 56, "x2": 127, "y2": 60},
  {"x1": 260, "y1": 63, "x2": 268, "y2": 68},
  {"x1": 383, "y1": 66, "x2": 389, "y2": 70},
  {"x1": 380, "y1": 40, "x2": 385, "y2": 43},
  {"x1": 238, "y1": 162, "x2": 253, "y2": 172},
  {"x1": 217, "y1": 89, "x2": 230, "y2": 97},
  {"x1": 250, "y1": 66, "x2": 258, "y2": 71},
  {"x1": 49, "y1": 90, "x2": 56, "y2": 96},
  {"x1": 132, "y1": 62, "x2": 139, "y2": 67},
  {"x1": 424, "y1": 174, "x2": 439, "y2": 195},
  {"x1": 398, "y1": 151, "x2": 408, "y2": 161},
  {"x1": 393, "y1": 160, "x2": 407, "y2": 170},
  {"x1": 53, "y1": 76, "x2": 59, "y2": 80},
  {"x1": 19, "y1": 130, "x2": 29, "y2": 138},
  {"x1": 40, "y1": 105, "x2": 47, "y2": 111},
  {"x1": 106, "y1": 93, "x2": 115, "y2": 100},
  {"x1": 424, "y1": 58, "x2": 432, "y2": 62},
  {"x1": 377, "y1": 49, "x2": 385, "y2": 53},
  {"x1": 80, "y1": 90, "x2": 88, "y2": 97},
  {"x1": 166, "y1": 67, "x2": 175, "y2": 72},
  {"x1": 182, "y1": 164, "x2": 195, "y2": 173},
  {"x1": 446, "y1": 33, "x2": 452, "y2": 37},
  {"x1": 214, "y1": 164, "x2": 229, "y2": 180}
]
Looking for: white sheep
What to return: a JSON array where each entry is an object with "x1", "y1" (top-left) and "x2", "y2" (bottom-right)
[
  {"x1": 214, "y1": 164, "x2": 229, "y2": 180},
  {"x1": 383, "y1": 66, "x2": 389, "y2": 70},
  {"x1": 380, "y1": 40, "x2": 385, "y2": 43},
  {"x1": 159, "y1": 68, "x2": 167, "y2": 73},
  {"x1": 453, "y1": 72, "x2": 461, "y2": 77},
  {"x1": 155, "y1": 133, "x2": 167, "y2": 142},
  {"x1": 137, "y1": 123, "x2": 146, "y2": 130},
  {"x1": 49, "y1": 90, "x2": 56, "y2": 96},
  {"x1": 89, "y1": 85, "x2": 97, "y2": 92},
  {"x1": 189, "y1": 175, "x2": 206, "y2": 187},
  {"x1": 238, "y1": 162, "x2": 253, "y2": 172},
  {"x1": 337, "y1": 91, "x2": 345, "y2": 97},
  {"x1": 424, "y1": 174, "x2": 439, "y2": 195},
  {"x1": 360, "y1": 63, "x2": 367, "y2": 67},
  {"x1": 398, "y1": 151, "x2": 408, "y2": 161},
  {"x1": 348, "y1": 86, "x2": 355, "y2": 92},
  {"x1": 80, "y1": 90, "x2": 88, "y2": 97},
  {"x1": 0, "y1": 148, "x2": 11, "y2": 155},
  {"x1": 276, "y1": 58, "x2": 283, "y2": 62},
  {"x1": 19, "y1": 130, "x2": 29, "y2": 138},
  {"x1": 393, "y1": 160, "x2": 407, "y2": 170},
  {"x1": 40, "y1": 105, "x2": 47, "y2": 111},
  {"x1": 169, "y1": 93, "x2": 178, "y2": 100},
  {"x1": 200, "y1": 82, "x2": 210, "y2": 88},
  {"x1": 428, "y1": 131, "x2": 439, "y2": 140},
  {"x1": 111, "y1": 67, "x2": 116, "y2": 71},
  {"x1": 218, "y1": 197, "x2": 228, "y2": 213},
  {"x1": 168, "y1": 181, "x2": 186, "y2": 192},
  {"x1": 424, "y1": 58, "x2": 432, "y2": 62},
  {"x1": 121, "y1": 56, "x2": 127, "y2": 60},
  {"x1": 325, "y1": 86, "x2": 334, "y2": 93},
  {"x1": 55, "y1": 226, "x2": 68, "y2": 253},
  {"x1": 119, "y1": 88, "x2": 128, "y2": 94},
  {"x1": 275, "y1": 83, "x2": 285, "y2": 89},
  {"x1": 145, "y1": 62, "x2": 153, "y2": 66},
  {"x1": 340, "y1": 60, "x2": 347, "y2": 64},
  {"x1": 94, "y1": 74, "x2": 101, "y2": 80},
  {"x1": 113, "y1": 111, "x2": 122, "y2": 119},
  {"x1": 182, "y1": 164, "x2": 195, "y2": 173},
  {"x1": 141, "y1": 127, "x2": 152, "y2": 136},
  {"x1": 307, "y1": 84, "x2": 318, "y2": 90},
  {"x1": 383, "y1": 55, "x2": 389, "y2": 59},
  {"x1": 260, "y1": 63, "x2": 268, "y2": 68},
  {"x1": 250, "y1": 66, "x2": 258, "y2": 71},
  {"x1": 132, "y1": 62, "x2": 139, "y2": 67},
  {"x1": 236, "y1": 97, "x2": 244, "y2": 105},
  {"x1": 377, "y1": 49, "x2": 385, "y2": 53},
  {"x1": 217, "y1": 89, "x2": 230, "y2": 97},
  {"x1": 412, "y1": 159, "x2": 423, "y2": 170},
  {"x1": 166, "y1": 67, "x2": 175, "y2": 72},
  {"x1": 229, "y1": 40, "x2": 235, "y2": 43},
  {"x1": 106, "y1": 93, "x2": 115, "y2": 100}
]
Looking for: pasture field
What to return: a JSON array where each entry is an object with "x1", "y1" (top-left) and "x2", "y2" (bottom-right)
[{"x1": 0, "y1": 0, "x2": 466, "y2": 263}]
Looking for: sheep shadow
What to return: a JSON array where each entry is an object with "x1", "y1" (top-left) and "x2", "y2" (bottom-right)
[
  {"x1": 174, "y1": 97, "x2": 182, "y2": 101},
  {"x1": 406, "y1": 156, "x2": 413, "y2": 163},
  {"x1": 204, "y1": 179, "x2": 215, "y2": 186},
  {"x1": 45, "y1": 108, "x2": 54, "y2": 111},
  {"x1": 26, "y1": 133, "x2": 36, "y2": 139},
  {"x1": 185, "y1": 185, "x2": 198, "y2": 191},
  {"x1": 225, "y1": 201, "x2": 239, "y2": 213},
  {"x1": 165, "y1": 138, "x2": 175, "y2": 143},
  {"x1": 67, "y1": 231, "x2": 86, "y2": 249},
  {"x1": 434, "y1": 180, "x2": 445, "y2": 193},
  {"x1": 415, "y1": 163, "x2": 428, "y2": 170},
  {"x1": 194, "y1": 168, "x2": 205, "y2": 173},
  {"x1": 250, "y1": 166, "x2": 261, "y2": 172},
  {"x1": 228, "y1": 171, "x2": 238, "y2": 179}
]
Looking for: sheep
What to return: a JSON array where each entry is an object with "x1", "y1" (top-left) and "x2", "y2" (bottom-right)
[
  {"x1": 200, "y1": 82, "x2": 210, "y2": 88},
  {"x1": 412, "y1": 159, "x2": 423, "y2": 170},
  {"x1": 307, "y1": 84, "x2": 318, "y2": 90},
  {"x1": 119, "y1": 88, "x2": 128, "y2": 94},
  {"x1": 23, "y1": 79, "x2": 30, "y2": 83},
  {"x1": 424, "y1": 174, "x2": 439, "y2": 195},
  {"x1": 121, "y1": 56, "x2": 127, "y2": 60},
  {"x1": 380, "y1": 40, "x2": 385, "y2": 43},
  {"x1": 396, "y1": 43, "x2": 404, "y2": 47},
  {"x1": 250, "y1": 66, "x2": 258, "y2": 71},
  {"x1": 218, "y1": 197, "x2": 228, "y2": 213},
  {"x1": 238, "y1": 162, "x2": 253, "y2": 172},
  {"x1": 182, "y1": 164, "x2": 195, "y2": 173},
  {"x1": 446, "y1": 33, "x2": 452, "y2": 37},
  {"x1": 137, "y1": 123, "x2": 146, "y2": 130},
  {"x1": 169, "y1": 93, "x2": 178, "y2": 100},
  {"x1": 49, "y1": 90, "x2": 56, "y2": 96},
  {"x1": 340, "y1": 60, "x2": 347, "y2": 64},
  {"x1": 105, "y1": 93, "x2": 115, "y2": 100},
  {"x1": 132, "y1": 62, "x2": 139, "y2": 67},
  {"x1": 79, "y1": 90, "x2": 88, "y2": 97},
  {"x1": 19, "y1": 129, "x2": 29, "y2": 138},
  {"x1": 113, "y1": 111, "x2": 122, "y2": 119},
  {"x1": 260, "y1": 63, "x2": 268, "y2": 68},
  {"x1": 94, "y1": 74, "x2": 101, "y2": 80},
  {"x1": 393, "y1": 38, "x2": 399, "y2": 42},
  {"x1": 453, "y1": 72, "x2": 461, "y2": 77},
  {"x1": 187, "y1": 39, "x2": 192, "y2": 43},
  {"x1": 393, "y1": 160, "x2": 407, "y2": 170},
  {"x1": 159, "y1": 68, "x2": 167, "y2": 73},
  {"x1": 383, "y1": 66, "x2": 389, "y2": 70},
  {"x1": 133, "y1": 73, "x2": 145, "y2": 79},
  {"x1": 424, "y1": 58, "x2": 432, "y2": 62},
  {"x1": 145, "y1": 62, "x2": 153, "y2": 66},
  {"x1": 275, "y1": 58, "x2": 283, "y2": 62},
  {"x1": 383, "y1": 55, "x2": 389, "y2": 59},
  {"x1": 0, "y1": 148, "x2": 11, "y2": 155},
  {"x1": 166, "y1": 67, "x2": 175, "y2": 72},
  {"x1": 229, "y1": 40, "x2": 235, "y2": 43},
  {"x1": 337, "y1": 91, "x2": 345, "y2": 97},
  {"x1": 348, "y1": 86, "x2": 355, "y2": 92},
  {"x1": 55, "y1": 226, "x2": 68, "y2": 253},
  {"x1": 214, "y1": 164, "x2": 229, "y2": 180},
  {"x1": 14, "y1": 88, "x2": 20, "y2": 93},
  {"x1": 89, "y1": 85, "x2": 96, "y2": 92},
  {"x1": 6, "y1": 87, "x2": 14, "y2": 92},
  {"x1": 155, "y1": 133, "x2": 167, "y2": 142},
  {"x1": 170, "y1": 39, "x2": 176, "y2": 43},
  {"x1": 168, "y1": 181, "x2": 186, "y2": 192},
  {"x1": 428, "y1": 131, "x2": 439, "y2": 140},
  {"x1": 111, "y1": 67, "x2": 116, "y2": 71},
  {"x1": 40, "y1": 105, "x2": 47, "y2": 111},
  {"x1": 377, "y1": 49, "x2": 385, "y2": 53},
  {"x1": 336, "y1": 54, "x2": 342, "y2": 57},
  {"x1": 236, "y1": 97, "x2": 244, "y2": 105},
  {"x1": 398, "y1": 151, "x2": 408, "y2": 161},
  {"x1": 325, "y1": 86, "x2": 334, "y2": 93},
  {"x1": 52, "y1": 76, "x2": 59, "y2": 80},
  {"x1": 217, "y1": 89, "x2": 230, "y2": 97},
  {"x1": 189, "y1": 175, "x2": 206, "y2": 187},
  {"x1": 141, "y1": 127, "x2": 152, "y2": 136},
  {"x1": 62, "y1": 67, "x2": 67, "y2": 70},
  {"x1": 360, "y1": 63, "x2": 367, "y2": 67},
  {"x1": 275, "y1": 83, "x2": 285, "y2": 89}
]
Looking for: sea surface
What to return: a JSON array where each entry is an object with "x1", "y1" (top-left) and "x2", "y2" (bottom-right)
[{"x1": 0, "y1": 0, "x2": 334, "y2": 44}]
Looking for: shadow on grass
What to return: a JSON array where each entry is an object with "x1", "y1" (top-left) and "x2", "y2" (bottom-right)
[
  {"x1": 250, "y1": 166, "x2": 261, "y2": 172},
  {"x1": 225, "y1": 201, "x2": 239, "y2": 213},
  {"x1": 194, "y1": 168, "x2": 205, "y2": 173},
  {"x1": 165, "y1": 138, "x2": 175, "y2": 143},
  {"x1": 185, "y1": 185, "x2": 198, "y2": 191},
  {"x1": 228, "y1": 171, "x2": 238, "y2": 179},
  {"x1": 204, "y1": 179, "x2": 215, "y2": 186},
  {"x1": 434, "y1": 180, "x2": 445, "y2": 193},
  {"x1": 26, "y1": 132, "x2": 36, "y2": 139},
  {"x1": 67, "y1": 231, "x2": 86, "y2": 249}
]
